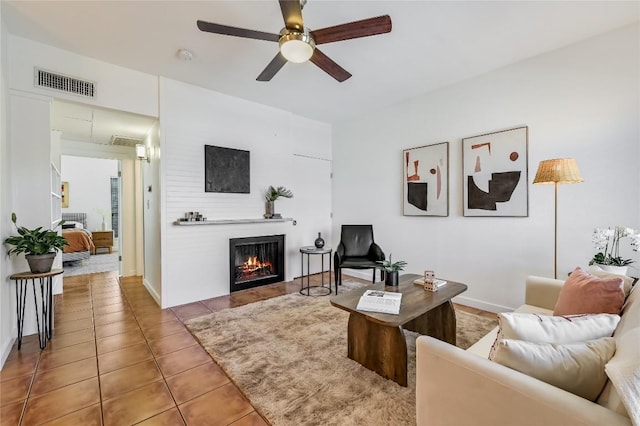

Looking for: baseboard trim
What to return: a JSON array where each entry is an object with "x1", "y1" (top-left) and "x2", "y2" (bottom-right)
[
  {"x1": 143, "y1": 277, "x2": 161, "y2": 306},
  {"x1": 453, "y1": 295, "x2": 513, "y2": 314},
  {"x1": 339, "y1": 268, "x2": 382, "y2": 283},
  {"x1": 0, "y1": 333, "x2": 16, "y2": 370}
]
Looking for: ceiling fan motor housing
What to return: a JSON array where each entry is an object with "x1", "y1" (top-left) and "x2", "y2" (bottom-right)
[{"x1": 279, "y1": 28, "x2": 315, "y2": 63}]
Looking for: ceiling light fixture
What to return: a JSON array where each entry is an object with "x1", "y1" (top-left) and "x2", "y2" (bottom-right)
[
  {"x1": 176, "y1": 48, "x2": 194, "y2": 61},
  {"x1": 135, "y1": 144, "x2": 147, "y2": 160},
  {"x1": 279, "y1": 29, "x2": 315, "y2": 63}
]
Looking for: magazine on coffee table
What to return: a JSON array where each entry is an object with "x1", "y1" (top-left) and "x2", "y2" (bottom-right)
[{"x1": 356, "y1": 290, "x2": 402, "y2": 315}]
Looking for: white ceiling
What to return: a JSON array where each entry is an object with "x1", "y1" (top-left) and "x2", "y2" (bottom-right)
[
  {"x1": 3, "y1": 1, "x2": 639, "y2": 130},
  {"x1": 51, "y1": 100, "x2": 158, "y2": 145}
]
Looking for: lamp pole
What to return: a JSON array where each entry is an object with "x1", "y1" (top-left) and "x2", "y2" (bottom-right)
[{"x1": 554, "y1": 181, "x2": 558, "y2": 279}]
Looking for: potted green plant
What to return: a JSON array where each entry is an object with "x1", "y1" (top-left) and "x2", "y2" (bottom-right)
[
  {"x1": 263, "y1": 185, "x2": 293, "y2": 219},
  {"x1": 4, "y1": 213, "x2": 68, "y2": 273},
  {"x1": 376, "y1": 254, "x2": 407, "y2": 287}
]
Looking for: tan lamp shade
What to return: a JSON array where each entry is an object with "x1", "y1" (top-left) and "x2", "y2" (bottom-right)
[{"x1": 533, "y1": 158, "x2": 583, "y2": 184}]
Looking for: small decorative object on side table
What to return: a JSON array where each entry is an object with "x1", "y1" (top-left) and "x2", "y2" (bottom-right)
[{"x1": 376, "y1": 254, "x2": 407, "y2": 287}]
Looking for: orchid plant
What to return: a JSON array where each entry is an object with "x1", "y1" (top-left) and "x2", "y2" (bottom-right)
[{"x1": 589, "y1": 226, "x2": 640, "y2": 267}]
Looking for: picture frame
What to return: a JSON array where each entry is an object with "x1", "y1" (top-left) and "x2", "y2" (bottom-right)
[
  {"x1": 204, "y1": 145, "x2": 250, "y2": 194},
  {"x1": 462, "y1": 126, "x2": 528, "y2": 217},
  {"x1": 61, "y1": 181, "x2": 69, "y2": 208},
  {"x1": 403, "y1": 142, "x2": 449, "y2": 216}
]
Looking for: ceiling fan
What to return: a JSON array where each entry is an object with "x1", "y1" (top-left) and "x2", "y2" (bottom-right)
[{"x1": 197, "y1": 0, "x2": 392, "y2": 82}]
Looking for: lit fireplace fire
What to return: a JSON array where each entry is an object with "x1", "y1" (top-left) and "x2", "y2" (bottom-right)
[{"x1": 236, "y1": 256, "x2": 273, "y2": 281}]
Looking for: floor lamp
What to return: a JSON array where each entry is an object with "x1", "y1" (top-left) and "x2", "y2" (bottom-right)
[{"x1": 533, "y1": 158, "x2": 583, "y2": 279}]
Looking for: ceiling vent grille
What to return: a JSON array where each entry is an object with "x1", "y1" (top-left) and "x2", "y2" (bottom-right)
[
  {"x1": 110, "y1": 135, "x2": 144, "y2": 147},
  {"x1": 35, "y1": 68, "x2": 96, "y2": 98}
]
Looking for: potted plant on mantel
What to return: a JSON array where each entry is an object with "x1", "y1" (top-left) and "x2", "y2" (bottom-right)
[
  {"x1": 264, "y1": 185, "x2": 293, "y2": 219},
  {"x1": 376, "y1": 255, "x2": 408, "y2": 287},
  {"x1": 4, "y1": 213, "x2": 68, "y2": 274}
]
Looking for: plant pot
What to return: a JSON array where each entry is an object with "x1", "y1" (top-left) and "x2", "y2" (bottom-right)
[
  {"x1": 25, "y1": 253, "x2": 56, "y2": 274},
  {"x1": 385, "y1": 270, "x2": 399, "y2": 287},
  {"x1": 314, "y1": 232, "x2": 325, "y2": 249},
  {"x1": 264, "y1": 201, "x2": 274, "y2": 219},
  {"x1": 595, "y1": 264, "x2": 628, "y2": 276}
]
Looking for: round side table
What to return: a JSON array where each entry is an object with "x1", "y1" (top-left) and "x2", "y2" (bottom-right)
[
  {"x1": 9, "y1": 269, "x2": 63, "y2": 350},
  {"x1": 299, "y1": 247, "x2": 333, "y2": 296}
]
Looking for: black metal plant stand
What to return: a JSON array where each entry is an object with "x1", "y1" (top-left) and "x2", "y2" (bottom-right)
[{"x1": 10, "y1": 269, "x2": 63, "y2": 350}]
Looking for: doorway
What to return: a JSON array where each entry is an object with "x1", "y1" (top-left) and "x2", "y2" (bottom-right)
[
  {"x1": 60, "y1": 155, "x2": 121, "y2": 276},
  {"x1": 51, "y1": 98, "x2": 157, "y2": 278}
]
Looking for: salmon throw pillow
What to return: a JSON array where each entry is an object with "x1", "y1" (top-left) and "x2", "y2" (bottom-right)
[{"x1": 553, "y1": 267, "x2": 625, "y2": 316}]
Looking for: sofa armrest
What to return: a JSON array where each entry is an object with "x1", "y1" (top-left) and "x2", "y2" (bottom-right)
[
  {"x1": 416, "y1": 336, "x2": 631, "y2": 426},
  {"x1": 524, "y1": 275, "x2": 564, "y2": 311}
]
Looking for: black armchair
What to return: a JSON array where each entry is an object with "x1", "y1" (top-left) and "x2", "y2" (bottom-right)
[{"x1": 334, "y1": 225, "x2": 386, "y2": 287}]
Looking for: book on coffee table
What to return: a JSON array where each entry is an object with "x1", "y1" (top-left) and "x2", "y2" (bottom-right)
[
  {"x1": 356, "y1": 290, "x2": 402, "y2": 315},
  {"x1": 413, "y1": 278, "x2": 447, "y2": 287}
]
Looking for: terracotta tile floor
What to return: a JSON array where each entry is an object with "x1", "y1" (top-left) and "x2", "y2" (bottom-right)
[{"x1": 0, "y1": 271, "x2": 494, "y2": 425}]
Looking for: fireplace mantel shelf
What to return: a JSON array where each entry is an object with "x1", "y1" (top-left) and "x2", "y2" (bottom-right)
[{"x1": 174, "y1": 218, "x2": 294, "y2": 226}]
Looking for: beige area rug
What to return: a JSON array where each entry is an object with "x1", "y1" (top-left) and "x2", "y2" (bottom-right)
[{"x1": 185, "y1": 282, "x2": 497, "y2": 426}]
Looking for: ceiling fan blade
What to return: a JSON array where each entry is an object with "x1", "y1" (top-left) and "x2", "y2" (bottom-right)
[
  {"x1": 257, "y1": 52, "x2": 288, "y2": 81},
  {"x1": 309, "y1": 49, "x2": 351, "y2": 82},
  {"x1": 197, "y1": 20, "x2": 279, "y2": 42},
  {"x1": 279, "y1": 0, "x2": 304, "y2": 31},
  {"x1": 311, "y1": 15, "x2": 392, "y2": 45}
]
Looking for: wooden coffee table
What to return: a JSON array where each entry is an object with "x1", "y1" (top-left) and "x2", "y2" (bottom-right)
[{"x1": 330, "y1": 273, "x2": 467, "y2": 386}]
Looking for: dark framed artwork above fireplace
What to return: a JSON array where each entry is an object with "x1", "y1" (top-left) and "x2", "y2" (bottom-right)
[
  {"x1": 204, "y1": 145, "x2": 250, "y2": 194},
  {"x1": 229, "y1": 234, "x2": 285, "y2": 292}
]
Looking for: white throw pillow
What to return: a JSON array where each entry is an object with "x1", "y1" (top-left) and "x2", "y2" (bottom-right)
[
  {"x1": 492, "y1": 337, "x2": 616, "y2": 401},
  {"x1": 604, "y1": 329, "x2": 640, "y2": 425},
  {"x1": 489, "y1": 313, "x2": 620, "y2": 359}
]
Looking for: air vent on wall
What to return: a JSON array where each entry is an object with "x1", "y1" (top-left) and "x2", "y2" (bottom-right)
[
  {"x1": 34, "y1": 68, "x2": 96, "y2": 98},
  {"x1": 110, "y1": 135, "x2": 144, "y2": 147}
]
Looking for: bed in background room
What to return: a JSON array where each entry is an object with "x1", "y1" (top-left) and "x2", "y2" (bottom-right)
[{"x1": 61, "y1": 213, "x2": 94, "y2": 264}]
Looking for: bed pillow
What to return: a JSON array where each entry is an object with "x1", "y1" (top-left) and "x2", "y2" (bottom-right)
[
  {"x1": 488, "y1": 312, "x2": 619, "y2": 359},
  {"x1": 62, "y1": 221, "x2": 84, "y2": 229},
  {"x1": 553, "y1": 267, "x2": 625, "y2": 316},
  {"x1": 491, "y1": 337, "x2": 616, "y2": 401}
]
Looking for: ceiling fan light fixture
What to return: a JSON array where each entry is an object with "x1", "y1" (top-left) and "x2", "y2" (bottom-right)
[{"x1": 279, "y1": 30, "x2": 315, "y2": 63}]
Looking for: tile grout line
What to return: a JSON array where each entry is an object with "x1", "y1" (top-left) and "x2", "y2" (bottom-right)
[
  {"x1": 119, "y1": 277, "x2": 189, "y2": 425},
  {"x1": 90, "y1": 275, "x2": 106, "y2": 426},
  {"x1": 17, "y1": 350, "x2": 43, "y2": 426}
]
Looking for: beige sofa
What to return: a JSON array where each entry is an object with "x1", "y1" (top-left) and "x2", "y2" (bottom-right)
[{"x1": 416, "y1": 275, "x2": 638, "y2": 426}]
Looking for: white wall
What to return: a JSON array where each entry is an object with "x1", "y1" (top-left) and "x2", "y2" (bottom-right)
[
  {"x1": 333, "y1": 23, "x2": 640, "y2": 312},
  {"x1": 0, "y1": 4, "x2": 16, "y2": 367},
  {"x1": 143, "y1": 122, "x2": 162, "y2": 303},
  {"x1": 61, "y1": 155, "x2": 118, "y2": 232},
  {"x1": 159, "y1": 77, "x2": 332, "y2": 307}
]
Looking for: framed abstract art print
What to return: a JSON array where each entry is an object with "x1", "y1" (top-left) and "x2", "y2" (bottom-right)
[
  {"x1": 403, "y1": 142, "x2": 449, "y2": 216},
  {"x1": 462, "y1": 126, "x2": 528, "y2": 217}
]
